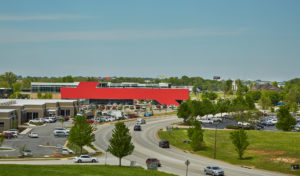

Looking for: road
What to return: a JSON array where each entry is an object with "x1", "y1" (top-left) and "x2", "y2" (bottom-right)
[{"x1": 94, "y1": 116, "x2": 288, "y2": 176}]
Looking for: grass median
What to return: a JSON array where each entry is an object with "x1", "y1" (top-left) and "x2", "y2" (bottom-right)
[
  {"x1": 0, "y1": 164, "x2": 176, "y2": 176},
  {"x1": 158, "y1": 128, "x2": 300, "y2": 175}
]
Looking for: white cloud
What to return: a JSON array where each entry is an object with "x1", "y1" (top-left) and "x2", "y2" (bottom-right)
[
  {"x1": 0, "y1": 15, "x2": 87, "y2": 21},
  {"x1": 0, "y1": 28, "x2": 247, "y2": 43}
]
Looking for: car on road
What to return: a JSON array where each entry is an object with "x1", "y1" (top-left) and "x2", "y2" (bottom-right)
[
  {"x1": 146, "y1": 158, "x2": 161, "y2": 167},
  {"x1": 204, "y1": 166, "x2": 224, "y2": 176},
  {"x1": 73, "y1": 155, "x2": 98, "y2": 163},
  {"x1": 136, "y1": 118, "x2": 146, "y2": 124},
  {"x1": 134, "y1": 125, "x2": 142, "y2": 131},
  {"x1": 28, "y1": 132, "x2": 39, "y2": 138},
  {"x1": 159, "y1": 140, "x2": 170, "y2": 148}
]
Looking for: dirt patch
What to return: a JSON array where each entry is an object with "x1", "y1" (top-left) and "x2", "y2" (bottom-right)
[
  {"x1": 270, "y1": 157, "x2": 299, "y2": 164},
  {"x1": 247, "y1": 150, "x2": 285, "y2": 155}
]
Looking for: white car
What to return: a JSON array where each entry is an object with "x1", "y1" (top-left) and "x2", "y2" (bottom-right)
[
  {"x1": 28, "y1": 132, "x2": 39, "y2": 138},
  {"x1": 62, "y1": 148, "x2": 74, "y2": 154},
  {"x1": 44, "y1": 117, "x2": 54, "y2": 123},
  {"x1": 204, "y1": 166, "x2": 224, "y2": 176},
  {"x1": 73, "y1": 155, "x2": 98, "y2": 163},
  {"x1": 237, "y1": 122, "x2": 251, "y2": 127},
  {"x1": 199, "y1": 119, "x2": 213, "y2": 124},
  {"x1": 29, "y1": 118, "x2": 45, "y2": 124}
]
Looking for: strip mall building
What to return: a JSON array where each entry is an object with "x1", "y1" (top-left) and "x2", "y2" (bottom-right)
[{"x1": 31, "y1": 82, "x2": 189, "y2": 106}]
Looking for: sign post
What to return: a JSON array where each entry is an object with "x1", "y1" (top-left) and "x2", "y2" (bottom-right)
[{"x1": 185, "y1": 159, "x2": 190, "y2": 176}]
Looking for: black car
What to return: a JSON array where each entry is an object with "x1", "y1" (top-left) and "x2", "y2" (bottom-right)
[
  {"x1": 134, "y1": 125, "x2": 141, "y2": 131},
  {"x1": 159, "y1": 140, "x2": 170, "y2": 148}
]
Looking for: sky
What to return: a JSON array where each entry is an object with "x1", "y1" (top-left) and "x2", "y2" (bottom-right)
[{"x1": 0, "y1": 0, "x2": 299, "y2": 81}]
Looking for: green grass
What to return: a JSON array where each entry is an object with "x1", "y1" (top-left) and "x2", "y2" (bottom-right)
[
  {"x1": 0, "y1": 147, "x2": 12, "y2": 151},
  {"x1": 158, "y1": 129, "x2": 300, "y2": 175},
  {"x1": 0, "y1": 164, "x2": 175, "y2": 176}
]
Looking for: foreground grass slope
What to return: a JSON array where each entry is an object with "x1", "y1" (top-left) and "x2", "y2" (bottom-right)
[
  {"x1": 0, "y1": 165, "x2": 176, "y2": 176},
  {"x1": 158, "y1": 129, "x2": 300, "y2": 175}
]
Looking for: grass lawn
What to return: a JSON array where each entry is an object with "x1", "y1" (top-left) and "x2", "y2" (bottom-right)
[
  {"x1": 0, "y1": 164, "x2": 176, "y2": 176},
  {"x1": 158, "y1": 129, "x2": 300, "y2": 175}
]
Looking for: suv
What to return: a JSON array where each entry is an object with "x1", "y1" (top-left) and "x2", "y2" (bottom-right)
[
  {"x1": 146, "y1": 158, "x2": 161, "y2": 167},
  {"x1": 73, "y1": 155, "x2": 98, "y2": 163},
  {"x1": 204, "y1": 166, "x2": 224, "y2": 176},
  {"x1": 159, "y1": 140, "x2": 170, "y2": 148},
  {"x1": 23, "y1": 149, "x2": 33, "y2": 157},
  {"x1": 134, "y1": 125, "x2": 141, "y2": 131}
]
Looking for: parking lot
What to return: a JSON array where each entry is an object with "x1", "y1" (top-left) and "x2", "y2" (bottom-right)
[{"x1": 0, "y1": 120, "x2": 72, "y2": 157}]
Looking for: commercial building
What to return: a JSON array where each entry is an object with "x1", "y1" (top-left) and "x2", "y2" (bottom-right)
[
  {"x1": 60, "y1": 82, "x2": 189, "y2": 106},
  {"x1": 0, "y1": 99, "x2": 79, "y2": 132},
  {"x1": 31, "y1": 82, "x2": 189, "y2": 106}
]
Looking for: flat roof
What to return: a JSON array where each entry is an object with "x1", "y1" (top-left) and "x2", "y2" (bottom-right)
[
  {"x1": 31, "y1": 82, "x2": 79, "y2": 86},
  {"x1": 0, "y1": 109, "x2": 15, "y2": 113},
  {"x1": 0, "y1": 99, "x2": 77, "y2": 106}
]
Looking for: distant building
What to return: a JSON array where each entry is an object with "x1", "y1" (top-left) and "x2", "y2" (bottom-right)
[
  {"x1": 251, "y1": 84, "x2": 281, "y2": 91},
  {"x1": 213, "y1": 76, "x2": 221, "y2": 81}
]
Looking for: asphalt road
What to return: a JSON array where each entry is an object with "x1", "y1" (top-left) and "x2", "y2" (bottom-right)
[{"x1": 94, "y1": 116, "x2": 288, "y2": 176}]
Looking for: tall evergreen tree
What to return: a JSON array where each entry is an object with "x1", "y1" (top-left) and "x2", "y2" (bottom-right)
[{"x1": 108, "y1": 122, "x2": 134, "y2": 166}]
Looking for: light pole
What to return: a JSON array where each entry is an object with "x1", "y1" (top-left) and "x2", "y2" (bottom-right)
[{"x1": 213, "y1": 121, "x2": 220, "y2": 159}]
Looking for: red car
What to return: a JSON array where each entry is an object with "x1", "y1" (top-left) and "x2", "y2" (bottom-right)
[
  {"x1": 86, "y1": 120, "x2": 95, "y2": 123},
  {"x1": 128, "y1": 113, "x2": 139, "y2": 118},
  {"x1": 156, "y1": 105, "x2": 161, "y2": 108},
  {"x1": 146, "y1": 158, "x2": 161, "y2": 167},
  {"x1": 0, "y1": 132, "x2": 14, "y2": 139}
]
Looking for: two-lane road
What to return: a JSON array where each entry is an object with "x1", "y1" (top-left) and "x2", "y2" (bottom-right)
[{"x1": 94, "y1": 116, "x2": 288, "y2": 176}]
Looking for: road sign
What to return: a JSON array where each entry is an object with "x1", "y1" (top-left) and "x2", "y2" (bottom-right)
[{"x1": 185, "y1": 159, "x2": 190, "y2": 166}]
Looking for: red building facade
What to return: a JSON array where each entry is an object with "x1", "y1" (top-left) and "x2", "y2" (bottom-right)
[{"x1": 61, "y1": 82, "x2": 189, "y2": 106}]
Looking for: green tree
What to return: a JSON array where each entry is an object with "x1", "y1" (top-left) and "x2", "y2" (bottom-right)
[
  {"x1": 230, "y1": 129, "x2": 249, "y2": 159},
  {"x1": 0, "y1": 133, "x2": 5, "y2": 147},
  {"x1": 224, "y1": 80, "x2": 233, "y2": 97},
  {"x1": 276, "y1": 106, "x2": 297, "y2": 131},
  {"x1": 245, "y1": 95, "x2": 255, "y2": 110},
  {"x1": 177, "y1": 101, "x2": 191, "y2": 122},
  {"x1": 286, "y1": 86, "x2": 300, "y2": 104},
  {"x1": 216, "y1": 99, "x2": 230, "y2": 118},
  {"x1": 187, "y1": 121, "x2": 204, "y2": 151},
  {"x1": 246, "y1": 91, "x2": 261, "y2": 102},
  {"x1": 202, "y1": 91, "x2": 218, "y2": 101},
  {"x1": 68, "y1": 116, "x2": 95, "y2": 154},
  {"x1": 62, "y1": 75, "x2": 74, "y2": 82},
  {"x1": 108, "y1": 122, "x2": 134, "y2": 166},
  {"x1": 37, "y1": 91, "x2": 42, "y2": 99},
  {"x1": 0, "y1": 72, "x2": 17, "y2": 88},
  {"x1": 272, "y1": 81, "x2": 278, "y2": 87},
  {"x1": 258, "y1": 91, "x2": 272, "y2": 110}
]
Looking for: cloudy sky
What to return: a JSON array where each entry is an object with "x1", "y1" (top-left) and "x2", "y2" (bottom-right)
[{"x1": 0, "y1": 0, "x2": 299, "y2": 81}]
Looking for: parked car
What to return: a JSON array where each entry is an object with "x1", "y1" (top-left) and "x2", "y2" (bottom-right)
[
  {"x1": 199, "y1": 119, "x2": 213, "y2": 124},
  {"x1": 0, "y1": 132, "x2": 14, "y2": 139},
  {"x1": 128, "y1": 113, "x2": 139, "y2": 118},
  {"x1": 212, "y1": 117, "x2": 222, "y2": 122},
  {"x1": 62, "y1": 148, "x2": 74, "y2": 154},
  {"x1": 204, "y1": 166, "x2": 224, "y2": 176},
  {"x1": 44, "y1": 117, "x2": 55, "y2": 123},
  {"x1": 53, "y1": 130, "x2": 68, "y2": 137},
  {"x1": 293, "y1": 125, "x2": 300, "y2": 131},
  {"x1": 159, "y1": 140, "x2": 170, "y2": 148},
  {"x1": 136, "y1": 118, "x2": 146, "y2": 124},
  {"x1": 146, "y1": 158, "x2": 161, "y2": 167},
  {"x1": 237, "y1": 122, "x2": 250, "y2": 127},
  {"x1": 28, "y1": 132, "x2": 39, "y2": 138},
  {"x1": 6, "y1": 129, "x2": 18, "y2": 137},
  {"x1": 73, "y1": 155, "x2": 98, "y2": 163},
  {"x1": 134, "y1": 125, "x2": 142, "y2": 131},
  {"x1": 144, "y1": 112, "x2": 153, "y2": 117},
  {"x1": 29, "y1": 118, "x2": 45, "y2": 124}
]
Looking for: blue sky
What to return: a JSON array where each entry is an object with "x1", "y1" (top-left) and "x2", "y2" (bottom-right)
[{"x1": 0, "y1": 0, "x2": 299, "y2": 81}]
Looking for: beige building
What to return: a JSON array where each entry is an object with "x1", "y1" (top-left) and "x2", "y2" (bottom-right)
[
  {"x1": 0, "y1": 99, "x2": 79, "y2": 132},
  {"x1": 0, "y1": 109, "x2": 17, "y2": 132}
]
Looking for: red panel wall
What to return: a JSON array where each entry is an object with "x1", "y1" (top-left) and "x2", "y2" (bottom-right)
[{"x1": 61, "y1": 82, "x2": 189, "y2": 106}]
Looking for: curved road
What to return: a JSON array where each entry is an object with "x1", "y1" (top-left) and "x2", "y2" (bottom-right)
[{"x1": 94, "y1": 116, "x2": 288, "y2": 176}]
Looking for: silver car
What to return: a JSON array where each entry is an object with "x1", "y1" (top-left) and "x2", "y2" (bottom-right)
[{"x1": 204, "y1": 166, "x2": 224, "y2": 176}]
